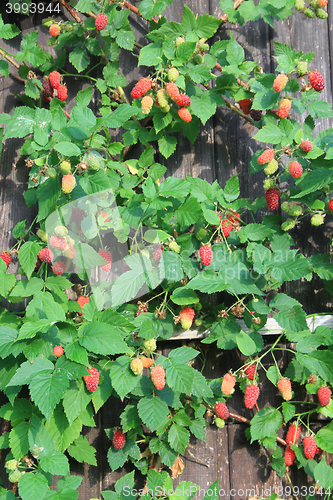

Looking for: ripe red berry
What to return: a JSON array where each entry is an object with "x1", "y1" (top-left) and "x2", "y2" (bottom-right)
[
  {"x1": 49, "y1": 71, "x2": 61, "y2": 89},
  {"x1": 318, "y1": 385, "x2": 331, "y2": 406},
  {"x1": 49, "y1": 24, "x2": 59, "y2": 37},
  {"x1": 62, "y1": 173, "x2": 76, "y2": 194},
  {"x1": 179, "y1": 307, "x2": 195, "y2": 330},
  {"x1": 318, "y1": 0, "x2": 327, "y2": 6},
  {"x1": 151, "y1": 365, "x2": 166, "y2": 390},
  {"x1": 214, "y1": 402, "x2": 229, "y2": 419},
  {"x1": 200, "y1": 244, "x2": 213, "y2": 266},
  {"x1": 57, "y1": 85, "x2": 67, "y2": 101},
  {"x1": 131, "y1": 78, "x2": 152, "y2": 99},
  {"x1": 244, "y1": 384, "x2": 260, "y2": 409},
  {"x1": 113, "y1": 429, "x2": 126, "y2": 450},
  {"x1": 83, "y1": 366, "x2": 99, "y2": 392},
  {"x1": 63, "y1": 245, "x2": 76, "y2": 259},
  {"x1": 53, "y1": 345, "x2": 64, "y2": 357},
  {"x1": 277, "y1": 377, "x2": 292, "y2": 401},
  {"x1": 303, "y1": 436, "x2": 317, "y2": 459},
  {"x1": 140, "y1": 356, "x2": 154, "y2": 368},
  {"x1": 273, "y1": 73, "x2": 288, "y2": 92},
  {"x1": 222, "y1": 219, "x2": 233, "y2": 238},
  {"x1": 221, "y1": 373, "x2": 236, "y2": 395},
  {"x1": 228, "y1": 212, "x2": 241, "y2": 224},
  {"x1": 300, "y1": 139, "x2": 313, "y2": 152},
  {"x1": 277, "y1": 98, "x2": 291, "y2": 119},
  {"x1": 286, "y1": 424, "x2": 301, "y2": 444},
  {"x1": 98, "y1": 249, "x2": 112, "y2": 272},
  {"x1": 284, "y1": 444, "x2": 296, "y2": 466},
  {"x1": 265, "y1": 188, "x2": 279, "y2": 210},
  {"x1": 176, "y1": 94, "x2": 191, "y2": 107},
  {"x1": 238, "y1": 98, "x2": 252, "y2": 115},
  {"x1": 257, "y1": 149, "x2": 275, "y2": 165},
  {"x1": 0, "y1": 251, "x2": 11, "y2": 269},
  {"x1": 178, "y1": 107, "x2": 192, "y2": 123},
  {"x1": 100, "y1": 210, "x2": 110, "y2": 222},
  {"x1": 309, "y1": 70, "x2": 325, "y2": 91},
  {"x1": 52, "y1": 262, "x2": 66, "y2": 275},
  {"x1": 329, "y1": 198, "x2": 333, "y2": 211},
  {"x1": 38, "y1": 247, "x2": 53, "y2": 264},
  {"x1": 315, "y1": 445, "x2": 323, "y2": 454},
  {"x1": 95, "y1": 13, "x2": 108, "y2": 31},
  {"x1": 77, "y1": 296, "x2": 90, "y2": 315},
  {"x1": 165, "y1": 82, "x2": 181, "y2": 102},
  {"x1": 50, "y1": 235, "x2": 67, "y2": 250},
  {"x1": 153, "y1": 244, "x2": 163, "y2": 263},
  {"x1": 244, "y1": 364, "x2": 256, "y2": 380},
  {"x1": 288, "y1": 161, "x2": 303, "y2": 178}
]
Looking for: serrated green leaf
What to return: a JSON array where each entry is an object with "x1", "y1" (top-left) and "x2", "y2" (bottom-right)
[
  {"x1": 68, "y1": 435, "x2": 97, "y2": 466},
  {"x1": 79, "y1": 322, "x2": 128, "y2": 355},
  {"x1": 29, "y1": 370, "x2": 69, "y2": 421},
  {"x1": 18, "y1": 472, "x2": 48, "y2": 500},
  {"x1": 137, "y1": 395, "x2": 169, "y2": 432},
  {"x1": 250, "y1": 407, "x2": 282, "y2": 443}
]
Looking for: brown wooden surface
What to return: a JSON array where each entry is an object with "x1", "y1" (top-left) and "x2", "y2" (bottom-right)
[{"x1": 0, "y1": 0, "x2": 333, "y2": 499}]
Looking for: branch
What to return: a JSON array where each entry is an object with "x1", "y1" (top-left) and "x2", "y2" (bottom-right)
[
  {"x1": 57, "y1": 0, "x2": 83, "y2": 24},
  {"x1": 229, "y1": 412, "x2": 287, "y2": 446},
  {"x1": 0, "y1": 48, "x2": 20, "y2": 70},
  {"x1": 120, "y1": 1, "x2": 159, "y2": 23},
  {"x1": 219, "y1": 0, "x2": 246, "y2": 24}
]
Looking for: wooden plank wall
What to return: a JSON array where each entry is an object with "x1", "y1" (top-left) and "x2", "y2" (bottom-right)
[{"x1": 0, "y1": 1, "x2": 332, "y2": 499}]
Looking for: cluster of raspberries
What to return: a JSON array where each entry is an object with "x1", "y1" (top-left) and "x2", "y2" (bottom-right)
[
  {"x1": 130, "y1": 76, "x2": 192, "y2": 123},
  {"x1": 42, "y1": 70, "x2": 67, "y2": 102}
]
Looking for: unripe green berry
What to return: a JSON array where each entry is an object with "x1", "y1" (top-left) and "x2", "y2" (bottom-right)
[
  {"x1": 310, "y1": 0, "x2": 318, "y2": 7},
  {"x1": 264, "y1": 159, "x2": 279, "y2": 175},
  {"x1": 304, "y1": 7, "x2": 316, "y2": 16},
  {"x1": 143, "y1": 338, "x2": 157, "y2": 354},
  {"x1": 37, "y1": 228, "x2": 48, "y2": 243},
  {"x1": 281, "y1": 218, "x2": 296, "y2": 231},
  {"x1": 296, "y1": 60, "x2": 309, "y2": 76},
  {"x1": 215, "y1": 417, "x2": 225, "y2": 429},
  {"x1": 193, "y1": 54, "x2": 204, "y2": 65},
  {"x1": 194, "y1": 318, "x2": 203, "y2": 326},
  {"x1": 6, "y1": 460, "x2": 18, "y2": 471},
  {"x1": 130, "y1": 358, "x2": 143, "y2": 376},
  {"x1": 295, "y1": 0, "x2": 305, "y2": 9},
  {"x1": 281, "y1": 202, "x2": 292, "y2": 213},
  {"x1": 289, "y1": 205, "x2": 303, "y2": 217},
  {"x1": 194, "y1": 302, "x2": 202, "y2": 311},
  {"x1": 160, "y1": 105, "x2": 170, "y2": 113},
  {"x1": 60, "y1": 160, "x2": 71, "y2": 174},
  {"x1": 167, "y1": 68, "x2": 179, "y2": 82},
  {"x1": 9, "y1": 470, "x2": 23, "y2": 483},
  {"x1": 175, "y1": 37, "x2": 185, "y2": 47},
  {"x1": 311, "y1": 213, "x2": 325, "y2": 226},
  {"x1": 55, "y1": 225, "x2": 68, "y2": 237},
  {"x1": 316, "y1": 8, "x2": 328, "y2": 17},
  {"x1": 169, "y1": 240, "x2": 181, "y2": 253},
  {"x1": 196, "y1": 227, "x2": 208, "y2": 241},
  {"x1": 200, "y1": 43, "x2": 209, "y2": 53},
  {"x1": 263, "y1": 178, "x2": 275, "y2": 191},
  {"x1": 88, "y1": 155, "x2": 100, "y2": 170},
  {"x1": 47, "y1": 167, "x2": 57, "y2": 179}
]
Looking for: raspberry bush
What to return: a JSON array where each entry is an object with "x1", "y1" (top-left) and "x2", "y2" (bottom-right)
[{"x1": 0, "y1": 0, "x2": 333, "y2": 499}]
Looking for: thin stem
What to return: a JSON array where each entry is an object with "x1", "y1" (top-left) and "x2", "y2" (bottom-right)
[
  {"x1": 0, "y1": 48, "x2": 20, "y2": 70},
  {"x1": 285, "y1": 471, "x2": 300, "y2": 500},
  {"x1": 56, "y1": 0, "x2": 83, "y2": 24}
]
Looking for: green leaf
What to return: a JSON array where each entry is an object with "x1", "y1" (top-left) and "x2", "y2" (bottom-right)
[
  {"x1": 8, "y1": 358, "x2": 54, "y2": 386},
  {"x1": 153, "y1": 110, "x2": 172, "y2": 134},
  {"x1": 315, "y1": 423, "x2": 333, "y2": 453},
  {"x1": 189, "y1": 66, "x2": 213, "y2": 84},
  {"x1": 253, "y1": 124, "x2": 283, "y2": 144},
  {"x1": 110, "y1": 356, "x2": 140, "y2": 400},
  {"x1": 137, "y1": 395, "x2": 169, "y2": 432},
  {"x1": 185, "y1": 273, "x2": 228, "y2": 294},
  {"x1": 224, "y1": 176, "x2": 239, "y2": 202},
  {"x1": 4, "y1": 107, "x2": 35, "y2": 139},
  {"x1": 169, "y1": 346, "x2": 199, "y2": 364},
  {"x1": 314, "y1": 457, "x2": 333, "y2": 489},
  {"x1": 166, "y1": 363, "x2": 194, "y2": 394},
  {"x1": 9, "y1": 421, "x2": 29, "y2": 459},
  {"x1": 175, "y1": 197, "x2": 202, "y2": 226},
  {"x1": 79, "y1": 322, "x2": 128, "y2": 355},
  {"x1": 10, "y1": 277, "x2": 43, "y2": 298},
  {"x1": 54, "y1": 142, "x2": 81, "y2": 156},
  {"x1": 159, "y1": 177, "x2": 191, "y2": 198},
  {"x1": 292, "y1": 169, "x2": 333, "y2": 199},
  {"x1": 103, "y1": 104, "x2": 137, "y2": 129},
  {"x1": 18, "y1": 472, "x2": 48, "y2": 500},
  {"x1": 296, "y1": 351, "x2": 333, "y2": 384},
  {"x1": 62, "y1": 381, "x2": 91, "y2": 425},
  {"x1": 274, "y1": 306, "x2": 308, "y2": 332},
  {"x1": 168, "y1": 423, "x2": 190, "y2": 454},
  {"x1": 250, "y1": 407, "x2": 282, "y2": 443},
  {"x1": 158, "y1": 136, "x2": 177, "y2": 159},
  {"x1": 282, "y1": 402, "x2": 295, "y2": 423},
  {"x1": 236, "y1": 331, "x2": 257, "y2": 356},
  {"x1": 69, "y1": 46, "x2": 90, "y2": 73},
  {"x1": 45, "y1": 406, "x2": 82, "y2": 453},
  {"x1": 190, "y1": 91, "x2": 217, "y2": 125},
  {"x1": 195, "y1": 14, "x2": 221, "y2": 38},
  {"x1": 68, "y1": 435, "x2": 97, "y2": 466},
  {"x1": 29, "y1": 370, "x2": 69, "y2": 421},
  {"x1": 170, "y1": 287, "x2": 198, "y2": 305},
  {"x1": 0, "y1": 326, "x2": 18, "y2": 358},
  {"x1": 138, "y1": 41, "x2": 163, "y2": 66},
  {"x1": 39, "y1": 450, "x2": 70, "y2": 476}
]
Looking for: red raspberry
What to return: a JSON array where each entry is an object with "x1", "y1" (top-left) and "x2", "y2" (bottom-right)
[
  {"x1": 151, "y1": 365, "x2": 166, "y2": 390},
  {"x1": 49, "y1": 71, "x2": 61, "y2": 89},
  {"x1": 53, "y1": 345, "x2": 64, "y2": 357},
  {"x1": 135, "y1": 302, "x2": 148, "y2": 317},
  {"x1": 141, "y1": 94, "x2": 154, "y2": 115},
  {"x1": 140, "y1": 356, "x2": 154, "y2": 368},
  {"x1": 52, "y1": 262, "x2": 66, "y2": 275},
  {"x1": 288, "y1": 161, "x2": 303, "y2": 178},
  {"x1": 318, "y1": 0, "x2": 327, "y2": 6},
  {"x1": 113, "y1": 429, "x2": 126, "y2": 450},
  {"x1": 277, "y1": 98, "x2": 291, "y2": 119},
  {"x1": 214, "y1": 402, "x2": 229, "y2": 419},
  {"x1": 49, "y1": 24, "x2": 59, "y2": 37},
  {"x1": 0, "y1": 251, "x2": 11, "y2": 268},
  {"x1": 83, "y1": 366, "x2": 99, "y2": 392},
  {"x1": 62, "y1": 173, "x2": 76, "y2": 194},
  {"x1": 329, "y1": 198, "x2": 333, "y2": 211},
  {"x1": 300, "y1": 139, "x2": 313, "y2": 152},
  {"x1": 100, "y1": 211, "x2": 110, "y2": 222},
  {"x1": 179, "y1": 307, "x2": 195, "y2": 330},
  {"x1": 57, "y1": 85, "x2": 67, "y2": 101},
  {"x1": 284, "y1": 444, "x2": 296, "y2": 466},
  {"x1": 238, "y1": 98, "x2": 252, "y2": 115},
  {"x1": 200, "y1": 244, "x2": 213, "y2": 266},
  {"x1": 318, "y1": 385, "x2": 331, "y2": 406},
  {"x1": 244, "y1": 384, "x2": 260, "y2": 409},
  {"x1": 178, "y1": 107, "x2": 192, "y2": 123},
  {"x1": 98, "y1": 249, "x2": 112, "y2": 272},
  {"x1": 34, "y1": 258, "x2": 41, "y2": 272},
  {"x1": 221, "y1": 373, "x2": 236, "y2": 395},
  {"x1": 244, "y1": 364, "x2": 256, "y2": 380},
  {"x1": 228, "y1": 212, "x2": 241, "y2": 224},
  {"x1": 50, "y1": 235, "x2": 67, "y2": 250},
  {"x1": 277, "y1": 377, "x2": 292, "y2": 401},
  {"x1": 42, "y1": 77, "x2": 53, "y2": 97},
  {"x1": 265, "y1": 188, "x2": 279, "y2": 210},
  {"x1": 222, "y1": 219, "x2": 233, "y2": 238},
  {"x1": 286, "y1": 424, "x2": 301, "y2": 444},
  {"x1": 250, "y1": 109, "x2": 262, "y2": 121},
  {"x1": 38, "y1": 247, "x2": 53, "y2": 264},
  {"x1": 316, "y1": 445, "x2": 323, "y2": 454},
  {"x1": 175, "y1": 94, "x2": 191, "y2": 107},
  {"x1": 63, "y1": 245, "x2": 76, "y2": 259},
  {"x1": 131, "y1": 78, "x2": 152, "y2": 99},
  {"x1": 95, "y1": 13, "x2": 108, "y2": 31},
  {"x1": 77, "y1": 296, "x2": 90, "y2": 315},
  {"x1": 165, "y1": 82, "x2": 181, "y2": 102},
  {"x1": 273, "y1": 73, "x2": 288, "y2": 92},
  {"x1": 309, "y1": 70, "x2": 325, "y2": 91},
  {"x1": 303, "y1": 436, "x2": 317, "y2": 459},
  {"x1": 257, "y1": 149, "x2": 275, "y2": 165},
  {"x1": 153, "y1": 244, "x2": 163, "y2": 263}
]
